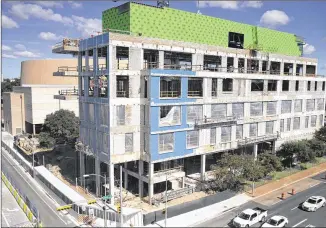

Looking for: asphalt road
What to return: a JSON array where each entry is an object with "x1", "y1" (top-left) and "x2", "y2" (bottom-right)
[
  {"x1": 197, "y1": 172, "x2": 326, "y2": 227},
  {"x1": 1, "y1": 148, "x2": 76, "y2": 227}
]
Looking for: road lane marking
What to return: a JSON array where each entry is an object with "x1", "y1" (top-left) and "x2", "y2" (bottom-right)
[
  {"x1": 2, "y1": 151, "x2": 68, "y2": 225},
  {"x1": 270, "y1": 199, "x2": 282, "y2": 206},
  {"x1": 293, "y1": 219, "x2": 307, "y2": 227},
  {"x1": 310, "y1": 183, "x2": 321, "y2": 188},
  {"x1": 2, "y1": 211, "x2": 10, "y2": 227},
  {"x1": 291, "y1": 206, "x2": 298, "y2": 210}
]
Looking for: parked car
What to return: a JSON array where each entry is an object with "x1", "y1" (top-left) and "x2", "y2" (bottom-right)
[
  {"x1": 261, "y1": 215, "x2": 288, "y2": 227},
  {"x1": 232, "y1": 207, "x2": 267, "y2": 227},
  {"x1": 301, "y1": 196, "x2": 326, "y2": 212}
]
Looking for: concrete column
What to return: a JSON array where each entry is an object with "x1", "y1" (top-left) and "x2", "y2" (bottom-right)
[
  {"x1": 244, "y1": 58, "x2": 248, "y2": 73},
  {"x1": 95, "y1": 157, "x2": 101, "y2": 196},
  {"x1": 148, "y1": 162, "x2": 154, "y2": 205},
  {"x1": 258, "y1": 60, "x2": 263, "y2": 73},
  {"x1": 253, "y1": 143, "x2": 258, "y2": 160},
  {"x1": 280, "y1": 62, "x2": 284, "y2": 75},
  {"x1": 272, "y1": 141, "x2": 276, "y2": 154},
  {"x1": 85, "y1": 50, "x2": 90, "y2": 71},
  {"x1": 124, "y1": 162, "x2": 128, "y2": 190},
  {"x1": 79, "y1": 152, "x2": 85, "y2": 178},
  {"x1": 182, "y1": 177, "x2": 185, "y2": 188},
  {"x1": 138, "y1": 160, "x2": 144, "y2": 198},
  {"x1": 221, "y1": 56, "x2": 227, "y2": 71},
  {"x1": 234, "y1": 58, "x2": 239, "y2": 73},
  {"x1": 33, "y1": 124, "x2": 36, "y2": 135},
  {"x1": 159, "y1": 51, "x2": 164, "y2": 69},
  {"x1": 109, "y1": 163, "x2": 114, "y2": 205},
  {"x1": 303, "y1": 64, "x2": 307, "y2": 76},
  {"x1": 293, "y1": 63, "x2": 297, "y2": 76},
  {"x1": 201, "y1": 154, "x2": 206, "y2": 181}
]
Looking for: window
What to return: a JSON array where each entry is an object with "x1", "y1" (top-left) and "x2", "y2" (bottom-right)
[
  {"x1": 307, "y1": 81, "x2": 311, "y2": 91},
  {"x1": 210, "y1": 128, "x2": 216, "y2": 145},
  {"x1": 249, "y1": 123, "x2": 258, "y2": 137},
  {"x1": 212, "y1": 78, "x2": 218, "y2": 97},
  {"x1": 323, "y1": 82, "x2": 325, "y2": 91},
  {"x1": 89, "y1": 103, "x2": 95, "y2": 123},
  {"x1": 266, "y1": 121, "x2": 274, "y2": 134},
  {"x1": 125, "y1": 133, "x2": 133, "y2": 153},
  {"x1": 188, "y1": 77, "x2": 203, "y2": 97},
  {"x1": 251, "y1": 79, "x2": 264, "y2": 91},
  {"x1": 187, "y1": 130, "x2": 199, "y2": 148},
  {"x1": 315, "y1": 81, "x2": 318, "y2": 91},
  {"x1": 88, "y1": 76, "x2": 95, "y2": 97},
  {"x1": 116, "y1": 76, "x2": 129, "y2": 98},
  {"x1": 293, "y1": 117, "x2": 300, "y2": 130},
  {"x1": 282, "y1": 80, "x2": 289, "y2": 91},
  {"x1": 99, "y1": 75, "x2": 108, "y2": 98},
  {"x1": 144, "y1": 133, "x2": 147, "y2": 152},
  {"x1": 250, "y1": 102, "x2": 263, "y2": 116},
  {"x1": 228, "y1": 32, "x2": 244, "y2": 49},
  {"x1": 236, "y1": 125, "x2": 243, "y2": 139},
  {"x1": 221, "y1": 126, "x2": 231, "y2": 142},
  {"x1": 311, "y1": 115, "x2": 317, "y2": 127},
  {"x1": 268, "y1": 80, "x2": 277, "y2": 91},
  {"x1": 281, "y1": 100, "x2": 292, "y2": 114},
  {"x1": 222, "y1": 79, "x2": 233, "y2": 92},
  {"x1": 319, "y1": 114, "x2": 323, "y2": 126},
  {"x1": 267, "y1": 102, "x2": 277, "y2": 115},
  {"x1": 305, "y1": 116, "x2": 309, "y2": 128},
  {"x1": 211, "y1": 104, "x2": 227, "y2": 119},
  {"x1": 116, "y1": 105, "x2": 125, "y2": 125},
  {"x1": 280, "y1": 119, "x2": 285, "y2": 132},
  {"x1": 100, "y1": 105, "x2": 109, "y2": 126},
  {"x1": 317, "y1": 98, "x2": 324, "y2": 110},
  {"x1": 159, "y1": 133, "x2": 174, "y2": 152},
  {"x1": 294, "y1": 99, "x2": 302, "y2": 112},
  {"x1": 295, "y1": 80, "x2": 299, "y2": 91},
  {"x1": 306, "y1": 99, "x2": 315, "y2": 112},
  {"x1": 144, "y1": 78, "x2": 148, "y2": 98},
  {"x1": 232, "y1": 103, "x2": 244, "y2": 119},
  {"x1": 160, "y1": 106, "x2": 181, "y2": 126},
  {"x1": 160, "y1": 77, "x2": 181, "y2": 98},
  {"x1": 187, "y1": 105, "x2": 203, "y2": 123},
  {"x1": 80, "y1": 77, "x2": 85, "y2": 96},
  {"x1": 287, "y1": 118, "x2": 291, "y2": 131}
]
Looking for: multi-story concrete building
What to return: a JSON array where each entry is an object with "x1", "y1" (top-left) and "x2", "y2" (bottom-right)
[{"x1": 53, "y1": 2, "x2": 326, "y2": 204}]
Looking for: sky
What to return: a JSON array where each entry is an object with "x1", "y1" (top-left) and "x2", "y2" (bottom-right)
[{"x1": 2, "y1": 0, "x2": 326, "y2": 78}]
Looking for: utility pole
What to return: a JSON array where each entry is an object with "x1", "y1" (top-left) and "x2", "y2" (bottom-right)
[
  {"x1": 165, "y1": 175, "x2": 168, "y2": 228},
  {"x1": 120, "y1": 165, "x2": 123, "y2": 227},
  {"x1": 32, "y1": 150, "x2": 35, "y2": 177}
]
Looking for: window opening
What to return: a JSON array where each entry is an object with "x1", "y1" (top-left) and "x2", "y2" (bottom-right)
[
  {"x1": 160, "y1": 77, "x2": 181, "y2": 98},
  {"x1": 188, "y1": 77, "x2": 203, "y2": 97},
  {"x1": 267, "y1": 80, "x2": 277, "y2": 91},
  {"x1": 116, "y1": 76, "x2": 129, "y2": 98},
  {"x1": 228, "y1": 32, "x2": 244, "y2": 49},
  {"x1": 251, "y1": 79, "x2": 264, "y2": 91},
  {"x1": 223, "y1": 79, "x2": 233, "y2": 92}
]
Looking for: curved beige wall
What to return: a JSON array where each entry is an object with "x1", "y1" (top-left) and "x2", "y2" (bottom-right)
[{"x1": 21, "y1": 59, "x2": 78, "y2": 85}]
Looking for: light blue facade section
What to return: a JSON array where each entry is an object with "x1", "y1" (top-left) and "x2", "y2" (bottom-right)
[
  {"x1": 79, "y1": 33, "x2": 109, "y2": 51},
  {"x1": 149, "y1": 69, "x2": 197, "y2": 162}
]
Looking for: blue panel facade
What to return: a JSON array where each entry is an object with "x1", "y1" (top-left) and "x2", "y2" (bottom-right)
[
  {"x1": 149, "y1": 69, "x2": 198, "y2": 162},
  {"x1": 79, "y1": 33, "x2": 109, "y2": 51}
]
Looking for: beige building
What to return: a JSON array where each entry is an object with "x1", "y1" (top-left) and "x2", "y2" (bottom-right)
[{"x1": 3, "y1": 59, "x2": 80, "y2": 135}]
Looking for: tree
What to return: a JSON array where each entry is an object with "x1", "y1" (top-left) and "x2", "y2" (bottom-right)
[
  {"x1": 38, "y1": 132, "x2": 55, "y2": 148},
  {"x1": 1, "y1": 78, "x2": 20, "y2": 94},
  {"x1": 258, "y1": 153, "x2": 283, "y2": 176},
  {"x1": 314, "y1": 126, "x2": 326, "y2": 143},
  {"x1": 308, "y1": 138, "x2": 326, "y2": 157},
  {"x1": 42, "y1": 109, "x2": 79, "y2": 145}
]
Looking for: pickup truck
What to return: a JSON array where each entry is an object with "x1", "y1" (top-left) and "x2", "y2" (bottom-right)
[{"x1": 232, "y1": 207, "x2": 268, "y2": 227}]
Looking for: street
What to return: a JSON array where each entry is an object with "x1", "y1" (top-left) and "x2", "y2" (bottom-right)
[
  {"x1": 197, "y1": 172, "x2": 326, "y2": 227},
  {"x1": 1, "y1": 147, "x2": 76, "y2": 227}
]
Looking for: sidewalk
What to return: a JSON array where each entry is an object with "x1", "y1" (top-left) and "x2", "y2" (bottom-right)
[{"x1": 145, "y1": 193, "x2": 252, "y2": 227}]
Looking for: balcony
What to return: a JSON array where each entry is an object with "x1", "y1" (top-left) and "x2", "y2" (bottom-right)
[
  {"x1": 53, "y1": 89, "x2": 79, "y2": 100},
  {"x1": 53, "y1": 66, "x2": 78, "y2": 77},
  {"x1": 194, "y1": 116, "x2": 237, "y2": 129},
  {"x1": 237, "y1": 133, "x2": 279, "y2": 146},
  {"x1": 81, "y1": 64, "x2": 107, "y2": 72},
  {"x1": 52, "y1": 38, "x2": 79, "y2": 55}
]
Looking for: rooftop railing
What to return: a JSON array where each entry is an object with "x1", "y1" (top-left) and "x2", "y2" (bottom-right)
[
  {"x1": 52, "y1": 38, "x2": 79, "y2": 49},
  {"x1": 194, "y1": 116, "x2": 238, "y2": 129},
  {"x1": 58, "y1": 89, "x2": 78, "y2": 96},
  {"x1": 237, "y1": 133, "x2": 280, "y2": 146}
]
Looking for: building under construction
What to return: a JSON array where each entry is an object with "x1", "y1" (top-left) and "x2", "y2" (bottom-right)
[{"x1": 52, "y1": 2, "x2": 326, "y2": 205}]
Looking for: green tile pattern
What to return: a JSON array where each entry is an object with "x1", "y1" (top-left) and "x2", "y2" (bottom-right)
[{"x1": 102, "y1": 2, "x2": 301, "y2": 56}]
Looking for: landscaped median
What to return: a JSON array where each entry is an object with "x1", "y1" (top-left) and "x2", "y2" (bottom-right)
[
  {"x1": 249, "y1": 160, "x2": 326, "y2": 198},
  {"x1": 1, "y1": 172, "x2": 43, "y2": 227}
]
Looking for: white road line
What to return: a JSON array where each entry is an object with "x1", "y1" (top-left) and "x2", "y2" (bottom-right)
[
  {"x1": 310, "y1": 183, "x2": 321, "y2": 188},
  {"x1": 2, "y1": 151, "x2": 68, "y2": 225},
  {"x1": 2, "y1": 211, "x2": 10, "y2": 227},
  {"x1": 270, "y1": 199, "x2": 282, "y2": 206},
  {"x1": 293, "y1": 219, "x2": 307, "y2": 227},
  {"x1": 291, "y1": 206, "x2": 298, "y2": 210}
]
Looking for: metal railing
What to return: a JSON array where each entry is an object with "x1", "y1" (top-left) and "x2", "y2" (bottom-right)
[
  {"x1": 81, "y1": 64, "x2": 107, "y2": 72},
  {"x1": 116, "y1": 91, "x2": 128, "y2": 98},
  {"x1": 58, "y1": 66, "x2": 78, "y2": 72},
  {"x1": 188, "y1": 91, "x2": 203, "y2": 97},
  {"x1": 117, "y1": 63, "x2": 129, "y2": 70},
  {"x1": 58, "y1": 89, "x2": 78, "y2": 96},
  {"x1": 160, "y1": 91, "x2": 180, "y2": 98},
  {"x1": 237, "y1": 133, "x2": 279, "y2": 146},
  {"x1": 194, "y1": 116, "x2": 237, "y2": 126},
  {"x1": 52, "y1": 38, "x2": 79, "y2": 49},
  {"x1": 144, "y1": 62, "x2": 159, "y2": 69}
]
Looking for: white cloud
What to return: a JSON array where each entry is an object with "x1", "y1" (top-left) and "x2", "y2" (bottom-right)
[
  {"x1": 198, "y1": 1, "x2": 262, "y2": 10},
  {"x1": 68, "y1": 1, "x2": 82, "y2": 9},
  {"x1": 260, "y1": 10, "x2": 290, "y2": 28},
  {"x1": 241, "y1": 1, "x2": 263, "y2": 8},
  {"x1": 2, "y1": 45, "x2": 12, "y2": 51},
  {"x1": 38, "y1": 32, "x2": 63, "y2": 40},
  {"x1": 13, "y1": 51, "x2": 41, "y2": 58},
  {"x1": 15, "y1": 44, "x2": 26, "y2": 51},
  {"x1": 2, "y1": 15, "x2": 19, "y2": 28},
  {"x1": 3, "y1": 54, "x2": 17, "y2": 59},
  {"x1": 31, "y1": 1, "x2": 63, "y2": 8},
  {"x1": 10, "y1": 3, "x2": 73, "y2": 26},
  {"x1": 72, "y1": 16, "x2": 102, "y2": 37},
  {"x1": 303, "y1": 43, "x2": 316, "y2": 55}
]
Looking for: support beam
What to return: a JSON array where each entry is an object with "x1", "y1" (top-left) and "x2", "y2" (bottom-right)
[
  {"x1": 124, "y1": 162, "x2": 128, "y2": 190},
  {"x1": 201, "y1": 154, "x2": 206, "y2": 181},
  {"x1": 148, "y1": 162, "x2": 154, "y2": 205},
  {"x1": 253, "y1": 143, "x2": 258, "y2": 160},
  {"x1": 272, "y1": 141, "x2": 276, "y2": 154},
  {"x1": 159, "y1": 51, "x2": 164, "y2": 69},
  {"x1": 33, "y1": 124, "x2": 36, "y2": 135},
  {"x1": 109, "y1": 163, "x2": 114, "y2": 205},
  {"x1": 138, "y1": 160, "x2": 144, "y2": 198},
  {"x1": 79, "y1": 152, "x2": 85, "y2": 179}
]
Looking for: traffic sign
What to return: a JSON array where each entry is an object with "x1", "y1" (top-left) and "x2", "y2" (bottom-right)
[{"x1": 102, "y1": 195, "x2": 112, "y2": 200}]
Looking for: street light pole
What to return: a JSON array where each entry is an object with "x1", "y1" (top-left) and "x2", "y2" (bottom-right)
[
  {"x1": 165, "y1": 174, "x2": 168, "y2": 228},
  {"x1": 120, "y1": 165, "x2": 123, "y2": 227}
]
